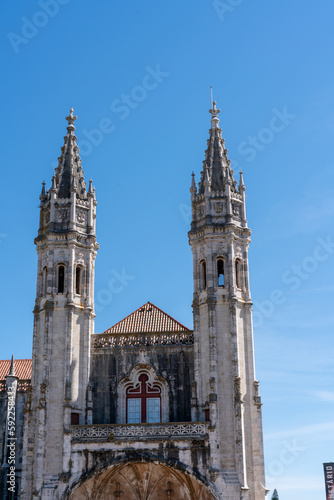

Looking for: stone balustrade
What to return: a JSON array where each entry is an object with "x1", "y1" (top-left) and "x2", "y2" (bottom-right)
[{"x1": 72, "y1": 422, "x2": 209, "y2": 441}]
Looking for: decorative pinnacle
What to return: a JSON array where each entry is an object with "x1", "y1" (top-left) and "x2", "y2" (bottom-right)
[
  {"x1": 9, "y1": 355, "x2": 15, "y2": 376},
  {"x1": 66, "y1": 107, "x2": 77, "y2": 128},
  {"x1": 190, "y1": 172, "x2": 197, "y2": 194},
  {"x1": 239, "y1": 170, "x2": 245, "y2": 191},
  {"x1": 40, "y1": 181, "x2": 46, "y2": 200},
  {"x1": 209, "y1": 100, "x2": 221, "y2": 120}
]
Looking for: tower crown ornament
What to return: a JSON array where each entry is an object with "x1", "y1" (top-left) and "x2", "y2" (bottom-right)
[
  {"x1": 189, "y1": 100, "x2": 248, "y2": 228},
  {"x1": 65, "y1": 107, "x2": 77, "y2": 128},
  {"x1": 36, "y1": 109, "x2": 98, "y2": 240},
  {"x1": 209, "y1": 100, "x2": 221, "y2": 125}
]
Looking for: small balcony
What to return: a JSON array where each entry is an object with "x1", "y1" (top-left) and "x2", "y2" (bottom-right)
[{"x1": 71, "y1": 421, "x2": 209, "y2": 442}]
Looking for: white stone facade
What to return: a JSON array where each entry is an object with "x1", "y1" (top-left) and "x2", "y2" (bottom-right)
[{"x1": 18, "y1": 104, "x2": 267, "y2": 500}]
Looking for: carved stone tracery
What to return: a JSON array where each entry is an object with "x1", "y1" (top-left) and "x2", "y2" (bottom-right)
[{"x1": 68, "y1": 462, "x2": 214, "y2": 500}]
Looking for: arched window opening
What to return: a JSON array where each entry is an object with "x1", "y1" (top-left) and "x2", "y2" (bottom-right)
[
  {"x1": 235, "y1": 259, "x2": 243, "y2": 289},
  {"x1": 126, "y1": 373, "x2": 161, "y2": 424},
  {"x1": 200, "y1": 261, "x2": 207, "y2": 290},
  {"x1": 42, "y1": 266, "x2": 47, "y2": 295},
  {"x1": 75, "y1": 266, "x2": 81, "y2": 295},
  {"x1": 58, "y1": 265, "x2": 65, "y2": 294},
  {"x1": 217, "y1": 259, "x2": 225, "y2": 287}
]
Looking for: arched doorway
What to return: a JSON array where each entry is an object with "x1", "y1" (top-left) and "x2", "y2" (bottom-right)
[{"x1": 69, "y1": 461, "x2": 214, "y2": 499}]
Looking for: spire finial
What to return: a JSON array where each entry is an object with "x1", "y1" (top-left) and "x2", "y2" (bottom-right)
[
  {"x1": 9, "y1": 355, "x2": 15, "y2": 376},
  {"x1": 66, "y1": 107, "x2": 77, "y2": 128},
  {"x1": 209, "y1": 101, "x2": 221, "y2": 129},
  {"x1": 209, "y1": 100, "x2": 221, "y2": 120}
]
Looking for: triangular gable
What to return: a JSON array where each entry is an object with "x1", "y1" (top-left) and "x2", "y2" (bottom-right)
[{"x1": 103, "y1": 302, "x2": 191, "y2": 335}]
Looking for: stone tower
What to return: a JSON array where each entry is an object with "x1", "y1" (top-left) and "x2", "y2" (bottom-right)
[
  {"x1": 21, "y1": 109, "x2": 98, "y2": 498},
  {"x1": 188, "y1": 102, "x2": 267, "y2": 499}
]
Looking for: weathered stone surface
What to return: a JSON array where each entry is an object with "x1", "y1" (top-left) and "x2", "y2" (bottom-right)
[
  {"x1": 90, "y1": 345, "x2": 193, "y2": 425},
  {"x1": 7, "y1": 103, "x2": 268, "y2": 500},
  {"x1": 68, "y1": 461, "x2": 214, "y2": 499}
]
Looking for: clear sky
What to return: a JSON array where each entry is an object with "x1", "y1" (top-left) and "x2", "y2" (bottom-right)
[{"x1": 1, "y1": 1, "x2": 334, "y2": 498}]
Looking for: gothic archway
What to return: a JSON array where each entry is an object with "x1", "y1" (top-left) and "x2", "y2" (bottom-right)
[{"x1": 68, "y1": 461, "x2": 215, "y2": 500}]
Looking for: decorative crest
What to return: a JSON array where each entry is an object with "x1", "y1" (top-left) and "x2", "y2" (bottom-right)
[
  {"x1": 209, "y1": 100, "x2": 221, "y2": 120},
  {"x1": 65, "y1": 107, "x2": 77, "y2": 128}
]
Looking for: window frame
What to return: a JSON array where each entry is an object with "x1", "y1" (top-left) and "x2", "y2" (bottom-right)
[
  {"x1": 118, "y1": 365, "x2": 169, "y2": 424},
  {"x1": 42, "y1": 266, "x2": 47, "y2": 296},
  {"x1": 126, "y1": 373, "x2": 161, "y2": 424},
  {"x1": 217, "y1": 258, "x2": 225, "y2": 288},
  {"x1": 200, "y1": 260, "x2": 207, "y2": 290},
  {"x1": 57, "y1": 264, "x2": 65, "y2": 294},
  {"x1": 75, "y1": 265, "x2": 82, "y2": 295},
  {"x1": 235, "y1": 258, "x2": 243, "y2": 289}
]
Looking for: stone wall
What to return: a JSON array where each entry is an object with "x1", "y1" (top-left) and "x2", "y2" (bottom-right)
[{"x1": 90, "y1": 344, "x2": 194, "y2": 424}]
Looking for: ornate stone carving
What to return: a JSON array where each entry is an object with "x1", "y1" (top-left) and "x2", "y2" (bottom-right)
[
  {"x1": 198, "y1": 205, "x2": 205, "y2": 218},
  {"x1": 214, "y1": 202, "x2": 223, "y2": 214},
  {"x1": 72, "y1": 422, "x2": 209, "y2": 440},
  {"x1": 76, "y1": 252, "x2": 84, "y2": 263},
  {"x1": 56, "y1": 208, "x2": 69, "y2": 222},
  {"x1": 91, "y1": 332, "x2": 194, "y2": 348},
  {"x1": 68, "y1": 462, "x2": 213, "y2": 500},
  {"x1": 232, "y1": 203, "x2": 240, "y2": 217},
  {"x1": 76, "y1": 208, "x2": 87, "y2": 225},
  {"x1": 117, "y1": 364, "x2": 169, "y2": 424},
  {"x1": 43, "y1": 210, "x2": 50, "y2": 225},
  {"x1": 254, "y1": 380, "x2": 262, "y2": 409}
]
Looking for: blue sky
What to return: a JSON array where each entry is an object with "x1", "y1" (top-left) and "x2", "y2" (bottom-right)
[{"x1": 1, "y1": 1, "x2": 334, "y2": 498}]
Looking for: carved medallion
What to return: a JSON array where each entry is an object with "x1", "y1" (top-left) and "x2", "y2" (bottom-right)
[
  {"x1": 56, "y1": 208, "x2": 69, "y2": 222},
  {"x1": 214, "y1": 202, "x2": 223, "y2": 214},
  {"x1": 232, "y1": 204, "x2": 240, "y2": 217},
  {"x1": 76, "y1": 208, "x2": 87, "y2": 224}
]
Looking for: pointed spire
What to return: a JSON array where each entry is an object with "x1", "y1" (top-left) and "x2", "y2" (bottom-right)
[
  {"x1": 271, "y1": 489, "x2": 279, "y2": 500},
  {"x1": 39, "y1": 181, "x2": 46, "y2": 202},
  {"x1": 9, "y1": 355, "x2": 15, "y2": 376},
  {"x1": 204, "y1": 167, "x2": 210, "y2": 189},
  {"x1": 52, "y1": 108, "x2": 86, "y2": 200},
  {"x1": 198, "y1": 100, "x2": 236, "y2": 194},
  {"x1": 51, "y1": 174, "x2": 56, "y2": 191}
]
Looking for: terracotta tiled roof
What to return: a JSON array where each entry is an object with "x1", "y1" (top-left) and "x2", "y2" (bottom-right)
[
  {"x1": 103, "y1": 302, "x2": 191, "y2": 335},
  {"x1": 0, "y1": 359, "x2": 32, "y2": 380}
]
